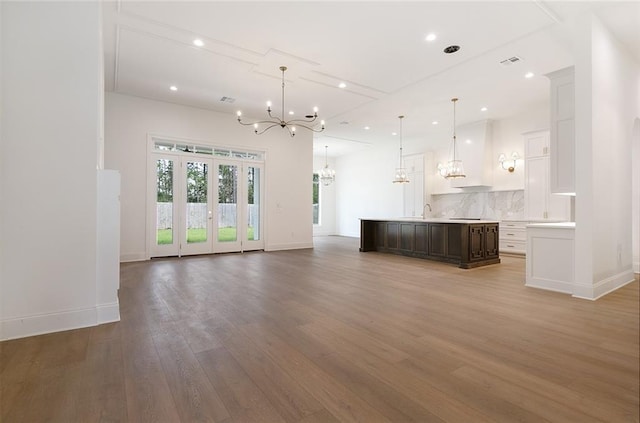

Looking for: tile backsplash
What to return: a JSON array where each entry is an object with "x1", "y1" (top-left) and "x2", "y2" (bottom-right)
[{"x1": 429, "y1": 190, "x2": 524, "y2": 220}]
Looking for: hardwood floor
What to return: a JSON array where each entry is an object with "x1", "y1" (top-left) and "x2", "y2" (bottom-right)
[{"x1": 1, "y1": 236, "x2": 638, "y2": 422}]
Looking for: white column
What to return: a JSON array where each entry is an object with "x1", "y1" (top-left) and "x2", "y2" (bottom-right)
[
  {"x1": 1, "y1": 2, "x2": 103, "y2": 339},
  {"x1": 572, "y1": 13, "x2": 637, "y2": 299}
]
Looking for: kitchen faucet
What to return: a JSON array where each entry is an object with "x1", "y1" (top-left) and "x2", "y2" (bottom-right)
[{"x1": 422, "y1": 203, "x2": 432, "y2": 218}]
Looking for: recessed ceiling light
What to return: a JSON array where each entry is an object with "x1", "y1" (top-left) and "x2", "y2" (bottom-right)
[
  {"x1": 169, "y1": 86, "x2": 178, "y2": 91},
  {"x1": 432, "y1": 121, "x2": 438, "y2": 125},
  {"x1": 466, "y1": 139, "x2": 472, "y2": 144},
  {"x1": 364, "y1": 126, "x2": 370, "y2": 130},
  {"x1": 480, "y1": 107, "x2": 488, "y2": 112},
  {"x1": 193, "y1": 39, "x2": 204, "y2": 47},
  {"x1": 392, "y1": 132, "x2": 397, "y2": 136},
  {"x1": 338, "y1": 82, "x2": 347, "y2": 89},
  {"x1": 425, "y1": 33, "x2": 437, "y2": 42},
  {"x1": 525, "y1": 72, "x2": 535, "y2": 78},
  {"x1": 289, "y1": 110, "x2": 294, "y2": 115}
]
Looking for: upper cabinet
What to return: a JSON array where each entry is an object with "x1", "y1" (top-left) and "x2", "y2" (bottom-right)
[
  {"x1": 524, "y1": 130, "x2": 570, "y2": 220},
  {"x1": 546, "y1": 67, "x2": 575, "y2": 195},
  {"x1": 449, "y1": 120, "x2": 494, "y2": 188}
]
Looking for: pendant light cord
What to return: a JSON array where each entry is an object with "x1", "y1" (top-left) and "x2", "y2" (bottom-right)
[
  {"x1": 281, "y1": 68, "x2": 285, "y2": 123},
  {"x1": 452, "y1": 98, "x2": 457, "y2": 162},
  {"x1": 399, "y1": 115, "x2": 404, "y2": 168}
]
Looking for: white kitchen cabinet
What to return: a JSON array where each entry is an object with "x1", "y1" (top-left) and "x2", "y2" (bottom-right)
[
  {"x1": 524, "y1": 130, "x2": 570, "y2": 220},
  {"x1": 526, "y1": 222, "x2": 575, "y2": 294},
  {"x1": 547, "y1": 66, "x2": 575, "y2": 195},
  {"x1": 499, "y1": 220, "x2": 527, "y2": 255}
]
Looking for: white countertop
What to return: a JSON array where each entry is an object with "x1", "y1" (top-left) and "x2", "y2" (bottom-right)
[
  {"x1": 502, "y1": 218, "x2": 567, "y2": 223},
  {"x1": 360, "y1": 217, "x2": 499, "y2": 224},
  {"x1": 527, "y1": 222, "x2": 576, "y2": 229}
]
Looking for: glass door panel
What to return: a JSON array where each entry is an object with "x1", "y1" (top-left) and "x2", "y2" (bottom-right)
[
  {"x1": 151, "y1": 157, "x2": 179, "y2": 257},
  {"x1": 214, "y1": 161, "x2": 242, "y2": 252},
  {"x1": 181, "y1": 158, "x2": 213, "y2": 255},
  {"x1": 244, "y1": 164, "x2": 264, "y2": 251}
]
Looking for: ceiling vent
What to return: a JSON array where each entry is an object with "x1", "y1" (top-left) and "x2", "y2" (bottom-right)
[
  {"x1": 220, "y1": 96, "x2": 236, "y2": 103},
  {"x1": 499, "y1": 56, "x2": 523, "y2": 66}
]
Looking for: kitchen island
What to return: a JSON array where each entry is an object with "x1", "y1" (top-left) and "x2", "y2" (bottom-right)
[{"x1": 360, "y1": 218, "x2": 500, "y2": 268}]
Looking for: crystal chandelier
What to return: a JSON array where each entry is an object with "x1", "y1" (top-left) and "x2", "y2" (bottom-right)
[
  {"x1": 444, "y1": 97, "x2": 466, "y2": 178},
  {"x1": 319, "y1": 145, "x2": 335, "y2": 186},
  {"x1": 392, "y1": 115, "x2": 410, "y2": 183},
  {"x1": 236, "y1": 66, "x2": 325, "y2": 137}
]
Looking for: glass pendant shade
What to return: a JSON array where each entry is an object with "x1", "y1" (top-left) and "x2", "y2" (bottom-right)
[
  {"x1": 320, "y1": 165, "x2": 335, "y2": 186},
  {"x1": 444, "y1": 98, "x2": 466, "y2": 179},
  {"x1": 393, "y1": 167, "x2": 410, "y2": 183},
  {"x1": 445, "y1": 159, "x2": 465, "y2": 178},
  {"x1": 319, "y1": 145, "x2": 335, "y2": 186},
  {"x1": 392, "y1": 115, "x2": 410, "y2": 183}
]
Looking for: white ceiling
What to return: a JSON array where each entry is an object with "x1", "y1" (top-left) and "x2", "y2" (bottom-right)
[{"x1": 103, "y1": 1, "x2": 640, "y2": 157}]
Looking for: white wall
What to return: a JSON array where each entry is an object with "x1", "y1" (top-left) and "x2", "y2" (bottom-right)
[
  {"x1": 336, "y1": 144, "x2": 404, "y2": 237},
  {"x1": 335, "y1": 106, "x2": 549, "y2": 237},
  {"x1": 634, "y1": 118, "x2": 640, "y2": 273},
  {"x1": 105, "y1": 92, "x2": 313, "y2": 261},
  {"x1": 573, "y1": 13, "x2": 637, "y2": 299},
  {"x1": 1, "y1": 2, "x2": 105, "y2": 339},
  {"x1": 313, "y1": 154, "x2": 337, "y2": 236}
]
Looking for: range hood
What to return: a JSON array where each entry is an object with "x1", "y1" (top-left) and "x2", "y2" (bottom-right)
[{"x1": 449, "y1": 120, "x2": 494, "y2": 188}]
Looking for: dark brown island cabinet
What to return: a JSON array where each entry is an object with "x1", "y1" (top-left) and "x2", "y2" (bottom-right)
[{"x1": 360, "y1": 218, "x2": 500, "y2": 269}]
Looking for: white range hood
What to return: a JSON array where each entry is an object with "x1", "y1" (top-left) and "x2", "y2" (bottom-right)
[{"x1": 449, "y1": 120, "x2": 494, "y2": 188}]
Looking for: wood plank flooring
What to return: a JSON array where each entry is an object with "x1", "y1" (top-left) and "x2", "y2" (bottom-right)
[{"x1": 1, "y1": 236, "x2": 638, "y2": 422}]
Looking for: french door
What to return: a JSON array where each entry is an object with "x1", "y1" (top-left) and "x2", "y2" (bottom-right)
[
  {"x1": 213, "y1": 159, "x2": 264, "y2": 253},
  {"x1": 150, "y1": 155, "x2": 213, "y2": 257},
  {"x1": 149, "y1": 153, "x2": 264, "y2": 257}
]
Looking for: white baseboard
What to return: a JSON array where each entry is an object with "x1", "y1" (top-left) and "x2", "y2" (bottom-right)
[
  {"x1": 1, "y1": 303, "x2": 121, "y2": 341},
  {"x1": 96, "y1": 301, "x2": 121, "y2": 324},
  {"x1": 525, "y1": 279, "x2": 573, "y2": 294},
  {"x1": 634, "y1": 260, "x2": 639, "y2": 274},
  {"x1": 120, "y1": 252, "x2": 147, "y2": 262},
  {"x1": 313, "y1": 231, "x2": 337, "y2": 237},
  {"x1": 265, "y1": 241, "x2": 313, "y2": 251},
  {"x1": 573, "y1": 269, "x2": 636, "y2": 300}
]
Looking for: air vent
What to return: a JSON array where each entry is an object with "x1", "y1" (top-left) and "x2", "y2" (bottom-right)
[
  {"x1": 339, "y1": 121, "x2": 349, "y2": 125},
  {"x1": 499, "y1": 56, "x2": 523, "y2": 66},
  {"x1": 220, "y1": 96, "x2": 236, "y2": 103},
  {"x1": 443, "y1": 45, "x2": 460, "y2": 54}
]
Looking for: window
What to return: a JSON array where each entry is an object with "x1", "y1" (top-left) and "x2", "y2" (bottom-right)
[
  {"x1": 312, "y1": 173, "x2": 320, "y2": 225},
  {"x1": 153, "y1": 139, "x2": 263, "y2": 161}
]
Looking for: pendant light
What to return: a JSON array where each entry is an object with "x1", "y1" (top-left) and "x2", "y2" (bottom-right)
[
  {"x1": 392, "y1": 115, "x2": 410, "y2": 183},
  {"x1": 319, "y1": 145, "x2": 336, "y2": 186},
  {"x1": 444, "y1": 98, "x2": 466, "y2": 179}
]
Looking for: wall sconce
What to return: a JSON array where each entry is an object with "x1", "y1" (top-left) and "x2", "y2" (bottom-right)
[{"x1": 498, "y1": 152, "x2": 519, "y2": 172}]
